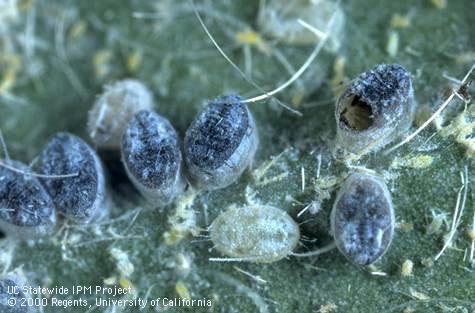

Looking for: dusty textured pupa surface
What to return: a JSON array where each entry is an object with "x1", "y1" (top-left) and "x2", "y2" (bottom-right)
[
  {"x1": 0, "y1": 160, "x2": 56, "y2": 238},
  {"x1": 184, "y1": 95, "x2": 258, "y2": 190},
  {"x1": 121, "y1": 110, "x2": 184, "y2": 204},
  {"x1": 335, "y1": 63, "x2": 415, "y2": 153},
  {"x1": 331, "y1": 173, "x2": 395, "y2": 266},
  {"x1": 35, "y1": 132, "x2": 107, "y2": 223}
]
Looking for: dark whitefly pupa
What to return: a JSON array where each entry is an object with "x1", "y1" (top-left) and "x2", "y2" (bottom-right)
[
  {"x1": 0, "y1": 278, "x2": 30, "y2": 312},
  {"x1": 0, "y1": 160, "x2": 56, "y2": 238},
  {"x1": 87, "y1": 79, "x2": 153, "y2": 150},
  {"x1": 331, "y1": 173, "x2": 395, "y2": 266},
  {"x1": 121, "y1": 110, "x2": 184, "y2": 205},
  {"x1": 335, "y1": 64, "x2": 416, "y2": 153},
  {"x1": 35, "y1": 133, "x2": 108, "y2": 223},
  {"x1": 210, "y1": 205, "x2": 300, "y2": 263},
  {"x1": 184, "y1": 95, "x2": 258, "y2": 190}
]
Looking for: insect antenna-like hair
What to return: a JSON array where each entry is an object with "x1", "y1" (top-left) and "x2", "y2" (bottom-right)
[{"x1": 190, "y1": 0, "x2": 339, "y2": 116}]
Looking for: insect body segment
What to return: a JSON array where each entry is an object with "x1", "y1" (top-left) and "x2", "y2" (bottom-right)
[
  {"x1": 35, "y1": 132, "x2": 107, "y2": 223},
  {"x1": 121, "y1": 110, "x2": 184, "y2": 205},
  {"x1": 184, "y1": 95, "x2": 258, "y2": 190},
  {"x1": 336, "y1": 64, "x2": 415, "y2": 153},
  {"x1": 210, "y1": 205, "x2": 299, "y2": 263},
  {"x1": 0, "y1": 160, "x2": 56, "y2": 238},
  {"x1": 331, "y1": 173, "x2": 395, "y2": 266}
]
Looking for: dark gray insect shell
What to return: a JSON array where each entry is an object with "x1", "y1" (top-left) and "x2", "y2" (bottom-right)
[
  {"x1": 35, "y1": 132, "x2": 107, "y2": 223},
  {"x1": 0, "y1": 278, "x2": 29, "y2": 313},
  {"x1": 335, "y1": 64, "x2": 415, "y2": 153},
  {"x1": 184, "y1": 95, "x2": 258, "y2": 190},
  {"x1": 331, "y1": 173, "x2": 395, "y2": 266},
  {"x1": 0, "y1": 160, "x2": 56, "y2": 238},
  {"x1": 121, "y1": 110, "x2": 184, "y2": 205}
]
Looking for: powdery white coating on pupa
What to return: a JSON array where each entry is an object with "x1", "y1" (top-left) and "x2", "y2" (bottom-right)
[
  {"x1": 121, "y1": 110, "x2": 184, "y2": 205},
  {"x1": 258, "y1": 0, "x2": 345, "y2": 52},
  {"x1": 331, "y1": 173, "x2": 395, "y2": 266},
  {"x1": 87, "y1": 79, "x2": 153, "y2": 149},
  {"x1": 35, "y1": 133, "x2": 107, "y2": 223},
  {"x1": 210, "y1": 205, "x2": 300, "y2": 263},
  {"x1": 0, "y1": 160, "x2": 56, "y2": 238},
  {"x1": 335, "y1": 64, "x2": 416, "y2": 153},
  {"x1": 184, "y1": 95, "x2": 258, "y2": 190},
  {"x1": 0, "y1": 278, "x2": 30, "y2": 313}
]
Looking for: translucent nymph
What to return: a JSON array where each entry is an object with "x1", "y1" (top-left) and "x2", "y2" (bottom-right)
[{"x1": 210, "y1": 205, "x2": 299, "y2": 263}]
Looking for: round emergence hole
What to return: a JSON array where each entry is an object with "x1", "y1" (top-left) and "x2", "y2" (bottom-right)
[{"x1": 339, "y1": 95, "x2": 373, "y2": 130}]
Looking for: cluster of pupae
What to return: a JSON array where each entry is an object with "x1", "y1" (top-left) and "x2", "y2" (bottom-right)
[{"x1": 0, "y1": 63, "x2": 415, "y2": 269}]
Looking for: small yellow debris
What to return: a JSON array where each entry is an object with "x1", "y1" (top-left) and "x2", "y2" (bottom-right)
[
  {"x1": 235, "y1": 30, "x2": 270, "y2": 55},
  {"x1": 255, "y1": 172, "x2": 288, "y2": 186},
  {"x1": 17, "y1": 0, "x2": 35, "y2": 12},
  {"x1": 439, "y1": 107, "x2": 475, "y2": 157},
  {"x1": 466, "y1": 228, "x2": 475, "y2": 241},
  {"x1": 430, "y1": 0, "x2": 447, "y2": 9},
  {"x1": 93, "y1": 49, "x2": 113, "y2": 78},
  {"x1": 386, "y1": 31, "x2": 399, "y2": 57},
  {"x1": 175, "y1": 281, "x2": 191, "y2": 300},
  {"x1": 68, "y1": 21, "x2": 87, "y2": 40},
  {"x1": 164, "y1": 192, "x2": 198, "y2": 245},
  {"x1": 409, "y1": 288, "x2": 430, "y2": 301},
  {"x1": 0, "y1": 67, "x2": 17, "y2": 94},
  {"x1": 291, "y1": 87, "x2": 305, "y2": 108},
  {"x1": 390, "y1": 14, "x2": 411, "y2": 28},
  {"x1": 163, "y1": 228, "x2": 184, "y2": 245},
  {"x1": 127, "y1": 51, "x2": 142, "y2": 73},
  {"x1": 397, "y1": 222, "x2": 414, "y2": 233},
  {"x1": 119, "y1": 277, "x2": 131, "y2": 289},
  {"x1": 318, "y1": 303, "x2": 337, "y2": 313},
  {"x1": 391, "y1": 154, "x2": 434, "y2": 170},
  {"x1": 0, "y1": 54, "x2": 21, "y2": 94},
  {"x1": 401, "y1": 259, "x2": 414, "y2": 276},
  {"x1": 454, "y1": 51, "x2": 475, "y2": 65},
  {"x1": 330, "y1": 56, "x2": 346, "y2": 97},
  {"x1": 421, "y1": 257, "x2": 434, "y2": 268}
]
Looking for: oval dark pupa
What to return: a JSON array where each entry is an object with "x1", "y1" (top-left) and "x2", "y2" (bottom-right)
[
  {"x1": 35, "y1": 132, "x2": 108, "y2": 223},
  {"x1": 0, "y1": 160, "x2": 56, "y2": 238},
  {"x1": 88, "y1": 79, "x2": 154, "y2": 150},
  {"x1": 335, "y1": 63, "x2": 416, "y2": 153},
  {"x1": 331, "y1": 173, "x2": 395, "y2": 266},
  {"x1": 121, "y1": 110, "x2": 184, "y2": 205},
  {"x1": 184, "y1": 95, "x2": 258, "y2": 190}
]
